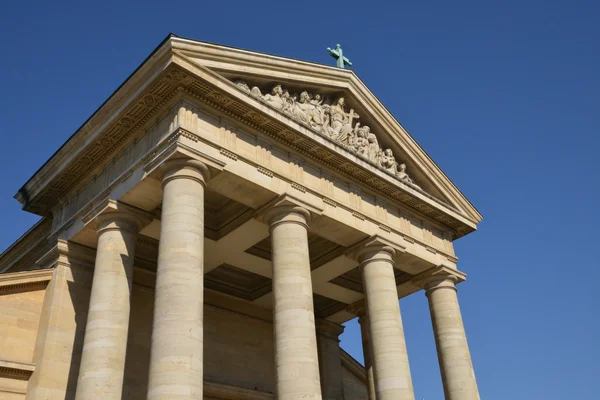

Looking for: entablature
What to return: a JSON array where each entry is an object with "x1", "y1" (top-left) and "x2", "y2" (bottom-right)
[{"x1": 15, "y1": 37, "x2": 480, "y2": 242}]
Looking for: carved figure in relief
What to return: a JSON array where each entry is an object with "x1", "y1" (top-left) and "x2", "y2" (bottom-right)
[
  {"x1": 250, "y1": 86, "x2": 262, "y2": 97},
  {"x1": 234, "y1": 80, "x2": 250, "y2": 92},
  {"x1": 380, "y1": 148, "x2": 398, "y2": 174},
  {"x1": 326, "y1": 97, "x2": 358, "y2": 143},
  {"x1": 310, "y1": 94, "x2": 323, "y2": 107},
  {"x1": 264, "y1": 85, "x2": 285, "y2": 110},
  {"x1": 352, "y1": 126, "x2": 370, "y2": 156},
  {"x1": 233, "y1": 80, "x2": 424, "y2": 192},
  {"x1": 235, "y1": 80, "x2": 262, "y2": 97},
  {"x1": 366, "y1": 129, "x2": 381, "y2": 163},
  {"x1": 295, "y1": 91, "x2": 324, "y2": 128},
  {"x1": 397, "y1": 163, "x2": 420, "y2": 188}
]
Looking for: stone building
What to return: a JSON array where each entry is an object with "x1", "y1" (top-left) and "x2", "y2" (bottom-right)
[{"x1": 0, "y1": 35, "x2": 482, "y2": 400}]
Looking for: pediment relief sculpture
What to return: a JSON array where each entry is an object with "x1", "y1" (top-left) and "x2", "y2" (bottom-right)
[{"x1": 234, "y1": 81, "x2": 422, "y2": 191}]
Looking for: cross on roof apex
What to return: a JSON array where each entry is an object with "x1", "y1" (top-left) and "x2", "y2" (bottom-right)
[{"x1": 327, "y1": 43, "x2": 352, "y2": 69}]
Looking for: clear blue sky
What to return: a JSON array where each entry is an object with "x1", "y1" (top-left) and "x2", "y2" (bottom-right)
[{"x1": 1, "y1": 1, "x2": 598, "y2": 399}]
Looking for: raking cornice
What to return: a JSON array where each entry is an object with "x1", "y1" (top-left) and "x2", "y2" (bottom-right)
[{"x1": 15, "y1": 36, "x2": 481, "y2": 239}]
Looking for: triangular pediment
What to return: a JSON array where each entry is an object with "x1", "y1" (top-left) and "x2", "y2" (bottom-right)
[
  {"x1": 172, "y1": 37, "x2": 481, "y2": 225},
  {"x1": 15, "y1": 35, "x2": 481, "y2": 241}
]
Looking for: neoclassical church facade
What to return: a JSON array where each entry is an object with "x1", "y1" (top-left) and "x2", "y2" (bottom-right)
[{"x1": 0, "y1": 35, "x2": 482, "y2": 400}]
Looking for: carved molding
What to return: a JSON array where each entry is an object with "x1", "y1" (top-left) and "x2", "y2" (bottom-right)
[
  {"x1": 0, "y1": 360, "x2": 35, "y2": 381},
  {"x1": 29, "y1": 64, "x2": 471, "y2": 240}
]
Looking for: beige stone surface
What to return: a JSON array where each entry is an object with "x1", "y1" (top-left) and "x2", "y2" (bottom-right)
[
  {"x1": 204, "y1": 305, "x2": 275, "y2": 393},
  {"x1": 147, "y1": 158, "x2": 208, "y2": 400},
  {"x1": 315, "y1": 319, "x2": 345, "y2": 400},
  {"x1": 0, "y1": 264, "x2": 368, "y2": 400},
  {"x1": 26, "y1": 263, "x2": 93, "y2": 399},
  {"x1": 122, "y1": 284, "x2": 153, "y2": 399},
  {"x1": 268, "y1": 205, "x2": 322, "y2": 400},
  {"x1": 0, "y1": 36, "x2": 485, "y2": 400},
  {"x1": 426, "y1": 277, "x2": 480, "y2": 400},
  {"x1": 360, "y1": 245, "x2": 414, "y2": 400},
  {"x1": 340, "y1": 351, "x2": 368, "y2": 400},
  {"x1": 358, "y1": 314, "x2": 376, "y2": 400},
  {"x1": 75, "y1": 213, "x2": 140, "y2": 399},
  {"x1": 0, "y1": 288, "x2": 45, "y2": 363},
  {"x1": 341, "y1": 367, "x2": 368, "y2": 400},
  {"x1": 0, "y1": 374, "x2": 27, "y2": 399}
]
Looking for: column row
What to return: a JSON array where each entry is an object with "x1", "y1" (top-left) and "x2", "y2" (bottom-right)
[
  {"x1": 73, "y1": 156, "x2": 479, "y2": 400},
  {"x1": 355, "y1": 261, "x2": 481, "y2": 400}
]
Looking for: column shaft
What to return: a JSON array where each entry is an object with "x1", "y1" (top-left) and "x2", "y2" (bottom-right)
[
  {"x1": 426, "y1": 279, "x2": 480, "y2": 400},
  {"x1": 147, "y1": 159, "x2": 207, "y2": 400},
  {"x1": 360, "y1": 246, "x2": 414, "y2": 400},
  {"x1": 358, "y1": 315, "x2": 377, "y2": 400},
  {"x1": 316, "y1": 320, "x2": 345, "y2": 400},
  {"x1": 269, "y1": 206, "x2": 322, "y2": 400},
  {"x1": 75, "y1": 214, "x2": 137, "y2": 399}
]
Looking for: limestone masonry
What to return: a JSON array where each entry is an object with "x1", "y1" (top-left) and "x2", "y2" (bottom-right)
[{"x1": 0, "y1": 34, "x2": 482, "y2": 399}]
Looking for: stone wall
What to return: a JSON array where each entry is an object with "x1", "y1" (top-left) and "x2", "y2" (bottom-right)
[
  {"x1": 0, "y1": 288, "x2": 45, "y2": 363},
  {"x1": 342, "y1": 367, "x2": 368, "y2": 400},
  {"x1": 0, "y1": 287, "x2": 45, "y2": 399}
]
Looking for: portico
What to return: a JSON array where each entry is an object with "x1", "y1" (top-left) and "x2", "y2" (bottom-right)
[{"x1": 0, "y1": 35, "x2": 482, "y2": 400}]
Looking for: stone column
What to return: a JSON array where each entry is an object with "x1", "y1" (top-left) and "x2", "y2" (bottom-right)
[
  {"x1": 425, "y1": 274, "x2": 480, "y2": 400},
  {"x1": 359, "y1": 245, "x2": 414, "y2": 400},
  {"x1": 316, "y1": 319, "x2": 345, "y2": 400},
  {"x1": 357, "y1": 310, "x2": 377, "y2": 400},
  {"x1": 75, "y1": 210, "x2": 145, "y2": 400},
  {"x1": 267, "y1": 205, "x2": 322, "y2": 400},
  {"x1": 147, "y1": 158, "x2": 209, "y2": 400}
]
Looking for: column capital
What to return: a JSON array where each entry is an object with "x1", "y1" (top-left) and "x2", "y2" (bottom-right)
[
  {"x1": 345, "y1": 234, "x2": 406, "y2": 263},
  {"x1": 159, "y1": 157, "x2": 211, "y2": 187},
  {"x1": 315, "y1": 319, "x2": 345, "y2": 340},
  {"x1": 82, "y1": 199, "x2": 152, "y2": 235},
  {"x1": 412, "y1": 265, "x2": 467, "y2": 295},
  {"x1": 255, "y1": 192, "x2": 323, "y2": 230}
]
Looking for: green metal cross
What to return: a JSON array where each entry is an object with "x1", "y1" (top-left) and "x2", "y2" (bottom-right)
[{"x1": 327, "y1": 44, "x2": 352, "y2": 69}]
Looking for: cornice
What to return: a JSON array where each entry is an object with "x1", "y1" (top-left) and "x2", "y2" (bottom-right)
[
  {"x1": 0, "y1": 359, "x2": 35, "y2": 381},
  {"x1": 340, "y1": 350, "x2": 367, "y2": 384},
  {"x1": 172, "y1": 38, "x2": 482, "y2": 223},
  {"x1": 0, "y1": 269, "x2": 52, "y2": 294},
  {"x1": 17, "y1": 37, "x2": 479, "y2": 240},
  {"x1": 170, "y1": 61, "x2": 474, "y2": 237},
  {"x1": 15, "y1": 45, "x2": 178, "y2": 215},
  {"x1": 0, "y1": 218, "x2": 52, "y2": 273}
]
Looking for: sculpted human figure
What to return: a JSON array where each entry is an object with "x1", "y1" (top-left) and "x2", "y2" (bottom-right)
[
  {"x1": 352, "y1": 127, "x2": 369, "y2": 156},
  {"x1": 237, "y1": 81, "x2": 427, "y2": 193},
  {"x1": 234, "y1": 80, "x2": 262, "y2": 97},
  {"x1": 327, "y1": 97, "x2": 357, "y2": 143},
  {"x1": 250, "y1": 86, "x2": 262, "y2": 97},
  {"x1": 310, "y1": 94, "x2": 323, "y2": 107},
  {"x1": 264, "y1": 85, "x2": 285, "y2": 110},
  {"x1": 380, "y1": 148, "x2": 399, "y2": 174},
  {"x1": 234, "y1": 80, "x2": 251, "y2": 92},
  {"x1": 310, "y1": 94, "x2": 326, "y2": 129},
  {"x1": 365, "y1": 128, "x2": 381, "y2": 163},
  {"x1": 397, "y1": 163, "x2": 420, "y2": 188},
  {"x1": 294, "y1": 91, "x2": 318, "y2": 127},
  {"x1": 281, "y1": 89, "x2": 296, "y2": 115}
]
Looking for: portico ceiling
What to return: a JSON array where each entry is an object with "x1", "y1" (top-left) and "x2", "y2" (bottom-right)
[{"x1": 119, "y1": 189, "x2": 420, "y2": 324}]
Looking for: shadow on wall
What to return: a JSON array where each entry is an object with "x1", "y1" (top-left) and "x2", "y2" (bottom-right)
[{"x1": 64, "y1": 263, "x2": 93, "y2": 399}]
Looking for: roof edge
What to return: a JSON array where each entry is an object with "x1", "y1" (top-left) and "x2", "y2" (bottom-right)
[{"x1": 15, "y1": 33, "x2": 178, "y2": 210}]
